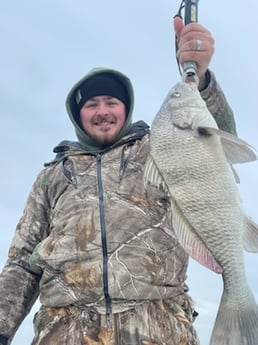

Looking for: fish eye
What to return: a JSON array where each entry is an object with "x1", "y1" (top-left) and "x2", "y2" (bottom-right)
[{"x1": 172, "y1": 91, "x2": 181, "y2": 98}]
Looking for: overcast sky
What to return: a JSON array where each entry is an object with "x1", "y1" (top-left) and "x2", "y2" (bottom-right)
[{"x1": 0, "y1": 1, "x2": 258, "y2": 344}]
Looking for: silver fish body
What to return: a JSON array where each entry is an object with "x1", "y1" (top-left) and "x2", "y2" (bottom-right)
[{"x1": 144, "y1": 81, "x2": 258, "y2": 345}]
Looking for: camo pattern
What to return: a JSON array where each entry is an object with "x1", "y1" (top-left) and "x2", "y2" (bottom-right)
[
  {"x1": 31, "y1": 298, "x2": 199, "y2": 345},
  {"x1": 0, "y1": 72, "x2": 236, "y2": 344}
]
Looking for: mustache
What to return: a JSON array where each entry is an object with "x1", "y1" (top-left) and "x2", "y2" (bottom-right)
[{"x1": 91, "y1": 115, "x2": 117, "y2": 125}]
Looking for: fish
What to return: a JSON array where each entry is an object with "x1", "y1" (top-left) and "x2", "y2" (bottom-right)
[{"x1": 143, "y1": 80, "x2": 258, "y2": 345}]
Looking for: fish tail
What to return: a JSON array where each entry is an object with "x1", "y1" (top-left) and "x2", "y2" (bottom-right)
[{"x1": 209, "y1": 290, "x2": 258, "y2": 345}]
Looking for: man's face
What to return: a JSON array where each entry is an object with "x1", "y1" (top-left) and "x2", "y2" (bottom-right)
[{"x1": 79, "y1": 95, "x2": 126, "y2": 147}]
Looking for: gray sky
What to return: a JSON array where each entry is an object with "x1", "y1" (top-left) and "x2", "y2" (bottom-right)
[{"x1": 0, "y1": 1, "x2": 257, "y2": 344}]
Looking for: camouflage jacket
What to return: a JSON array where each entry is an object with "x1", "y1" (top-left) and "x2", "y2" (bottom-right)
[{"x1": 0, "y1": 71, "x2": 236, "y2": 343}]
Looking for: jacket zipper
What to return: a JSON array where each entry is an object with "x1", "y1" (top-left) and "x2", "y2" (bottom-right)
[{"x1": 96, "y1": 154, "x2": 112, "y2": 315}]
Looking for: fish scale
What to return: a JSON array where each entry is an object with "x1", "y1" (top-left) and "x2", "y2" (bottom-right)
[{"x1": 144, "y1": 81, "x2": 258, "y2": 345}]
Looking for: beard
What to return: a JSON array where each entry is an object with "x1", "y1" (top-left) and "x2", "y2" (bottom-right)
[
  {"x1": 94, "y1": 134, "x2": 115, "y2": 148},
  {"x1": 89, "y1": 115, "x2": 121, "y2": 148}
]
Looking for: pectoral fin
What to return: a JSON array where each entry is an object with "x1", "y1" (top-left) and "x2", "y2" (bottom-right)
[
  {"x1": 171, "y1": 197, "x2": 223, "y2": 274},
  {"x1": 243, "y1": 216, "x2": 258, "y2": 252},
  {"x1": 198, "y1": 127, "x2": 257, "y2": 164}
]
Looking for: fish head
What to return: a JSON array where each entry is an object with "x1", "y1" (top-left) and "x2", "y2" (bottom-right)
[{"x1": 153, "y1": 81, "x2": 214, "y2": 131}]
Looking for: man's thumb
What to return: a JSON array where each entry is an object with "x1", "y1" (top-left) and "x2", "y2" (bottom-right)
[{"x1": 173, "y1": 16, "x2": 184, "y2": 38}]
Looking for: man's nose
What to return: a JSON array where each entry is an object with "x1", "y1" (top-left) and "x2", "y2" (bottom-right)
[{"x1": 97, "y1": 102, "x2": 109, "y2": 115}]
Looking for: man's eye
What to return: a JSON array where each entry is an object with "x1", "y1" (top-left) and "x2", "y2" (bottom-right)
[{"x1": 86, "y1": 103, "x2": 97, "y2": 108}]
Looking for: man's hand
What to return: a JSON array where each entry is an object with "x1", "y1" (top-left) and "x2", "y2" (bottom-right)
[{"x1": 174, "y1": 16, "x2": 214, "y2": 89}]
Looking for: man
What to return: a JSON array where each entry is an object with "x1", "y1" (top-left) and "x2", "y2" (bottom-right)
[{"x1": 0, "y1": 17, "x2": 236, "y2": 345}]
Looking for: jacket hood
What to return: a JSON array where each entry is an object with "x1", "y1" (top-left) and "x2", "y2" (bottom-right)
[{"x1": 65, "y1": 67, "x2": 135, "y2": 153}]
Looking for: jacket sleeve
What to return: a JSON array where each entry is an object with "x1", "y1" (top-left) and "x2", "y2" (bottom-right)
[
  {"x1": 200, "y1": 70, "x2": 237, "y2": 135},
  {"x1": 0, "y1": 168, "x2": 51, "y2": 343}
]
